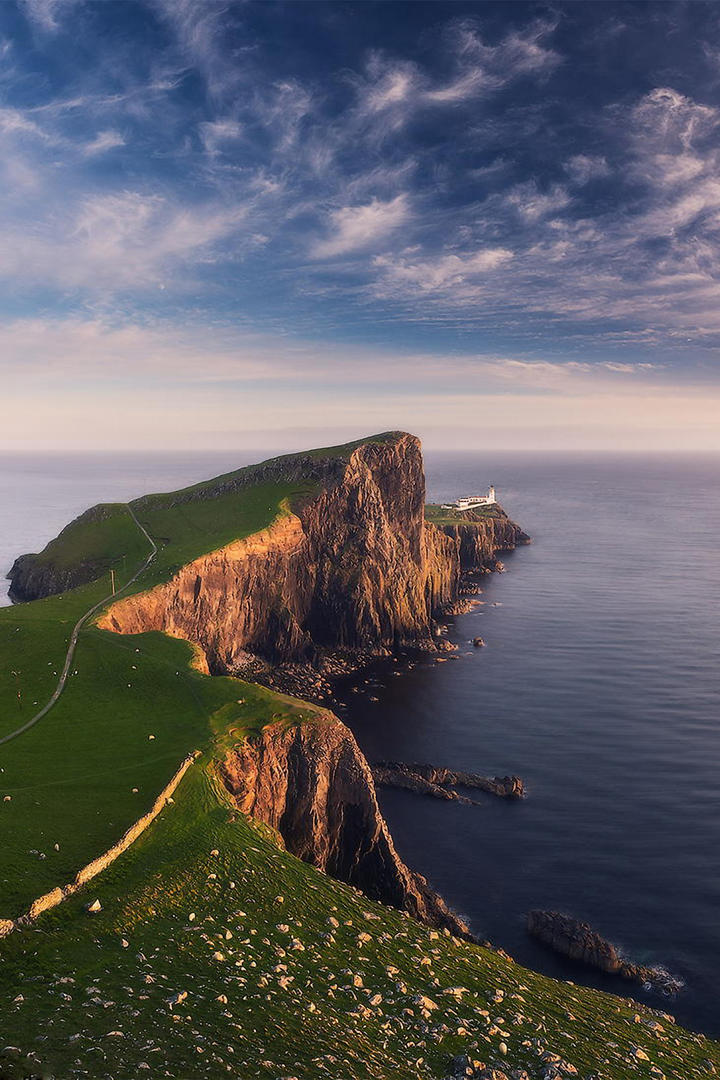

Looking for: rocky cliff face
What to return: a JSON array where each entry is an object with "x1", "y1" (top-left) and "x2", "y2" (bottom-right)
[
  {"x1": 439, "y1": 511, "x2": 530, "y2": 573},
  {"x1": 97, "y1": 434, "x2": 519, "y2": 673},
  {"x1": 219, "y1": 717, "x2": 471, "y2": 938}
]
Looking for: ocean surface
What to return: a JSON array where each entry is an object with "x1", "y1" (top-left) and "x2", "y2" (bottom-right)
[{"x1": 2, "y1": 450, "x2": 719, "y2": 1035}]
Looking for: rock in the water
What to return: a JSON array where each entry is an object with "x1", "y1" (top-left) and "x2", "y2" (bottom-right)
[{"x1": 526, "y1": 910, "x2": 682, "y2": 993}]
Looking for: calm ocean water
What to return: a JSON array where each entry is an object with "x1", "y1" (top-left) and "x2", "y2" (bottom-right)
[{"x1": 2, "y1": 450, "x2": 719, "y2": 1035}]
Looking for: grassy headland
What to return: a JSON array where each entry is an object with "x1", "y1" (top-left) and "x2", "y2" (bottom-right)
[{"x1": 1, "y1": 438, "x2": 718, "y2": 1078}]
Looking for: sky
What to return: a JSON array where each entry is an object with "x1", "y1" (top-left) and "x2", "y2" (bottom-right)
[{"x1": 2, "y1": 0, "x2": 720, "y2": 453}]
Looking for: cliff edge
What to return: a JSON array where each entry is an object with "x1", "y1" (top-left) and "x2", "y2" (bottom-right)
[
  {"x1": 219, "y1": 716, "x2": 471, "y2": 938},
  {"x1": 95, "y1": 433, "x2": 525, "y2": 674}
]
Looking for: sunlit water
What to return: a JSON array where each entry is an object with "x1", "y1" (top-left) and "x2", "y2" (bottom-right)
[{"x1": 2, "y1": 450, "x2": 719, "y2": 1034}]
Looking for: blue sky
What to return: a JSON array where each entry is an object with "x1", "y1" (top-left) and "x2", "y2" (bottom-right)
[{"x1": 2, "y1": 0, "x2": 720, "y2": 451}]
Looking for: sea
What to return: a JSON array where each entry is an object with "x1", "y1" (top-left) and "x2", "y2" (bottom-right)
[{"x1": 2, "y1": 450, "x2": 719, "y2": 1036}]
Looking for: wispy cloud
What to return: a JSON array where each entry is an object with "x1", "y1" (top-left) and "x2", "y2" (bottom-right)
[
  {"x1": 311, "y1": 195, "x2": 410, "y2": 258},
  {"x1": 81, "y1": 129, "x2": 125, "y2": 156},
  {"x1": 19, "y1": 0, "x2": 79, "y2": 32}
]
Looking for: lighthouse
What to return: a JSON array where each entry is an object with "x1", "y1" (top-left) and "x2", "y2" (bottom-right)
[{"x1": 443, "y1": 486, "x2": 498, "y2": 511}]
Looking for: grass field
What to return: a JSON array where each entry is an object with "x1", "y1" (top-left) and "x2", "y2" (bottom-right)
[
  {"x1": 1, "y1": 753, "x2": 719, "y2": 1079},
  {"x1": 424, "y1": 504, "x2": 502, "y2": 527}
]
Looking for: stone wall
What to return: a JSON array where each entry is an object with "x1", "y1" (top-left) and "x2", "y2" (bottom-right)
[{"x1": 0, "y1": 750, "x2": 200, "y2": 938}]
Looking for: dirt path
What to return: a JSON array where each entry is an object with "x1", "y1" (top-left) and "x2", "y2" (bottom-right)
[{"x1": 0, "y1": 506, "x2": 156, "y2": 748}]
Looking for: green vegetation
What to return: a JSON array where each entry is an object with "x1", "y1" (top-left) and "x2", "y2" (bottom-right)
[
  {"x1": 0, "y1": 472, "x2": 313, "y2": 912},
  {"x1": 1, "y1": 755, "x2": 718, "y2": 1079}
]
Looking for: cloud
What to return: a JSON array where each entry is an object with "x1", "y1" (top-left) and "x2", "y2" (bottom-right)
[
  {"x1": 350, "y1": 18, "x2": 561, "y2": 137},
  {"x1": 0, "y1": 191, "x2": 250, "y2": 291},
  {"x1": 4, "y1": 315, "x2": 716, "y2": 453},
  {"x1": 505, "y1": 182, "x2": 571, "y2": 222},
  {"x1": 565, "y1": 154, "x2": 610, "y2": 184},
  {"x1": 82, "y1": 129, "x2": 125, "y2": 156},
  {"x1": 199, "y1": 118, "x2": 243, "y2": 155},
  {"x1": 450, "y1": 17, "x2": 561, "y2": 83},
  {"x1": 19, "y1": 0, "x2": 80, "y2": 32},
  {"x1": 373, "y1": 248, "x2": 514, "y2": 295},
  {"x1": 311, "y1": 195, "x2": 410, "y2": 258}
]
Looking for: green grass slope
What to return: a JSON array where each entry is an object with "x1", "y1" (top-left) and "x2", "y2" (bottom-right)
[
  {"x1": 0, "y1": 468, "x2": 313, "y2": 914},
  {"x1": 1, "y1": 752, "x2": 718, "y2": 1080}
]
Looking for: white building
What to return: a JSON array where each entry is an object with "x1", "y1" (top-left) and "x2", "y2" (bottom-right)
[{"x1": 442, "y1": 486, "x2": 497, "y2": 511}]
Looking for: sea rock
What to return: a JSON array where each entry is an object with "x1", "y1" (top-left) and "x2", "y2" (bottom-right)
[
  {"x1": 527, "y1": 910, "x2": 682, "y2": 992},
  {"x1": 372, "y1": 761, "x2": 524, "y2": 801}
]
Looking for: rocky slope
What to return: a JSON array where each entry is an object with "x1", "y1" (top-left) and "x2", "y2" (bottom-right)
[
  {"x1": 218, "y1": 717, "x2": 471, "y2": 938},
  {"x1": 96, "y1": 434, "x2": 522, "y2": 673}
]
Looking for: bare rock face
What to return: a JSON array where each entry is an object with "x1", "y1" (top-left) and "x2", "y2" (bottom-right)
[
  {"x1": 527, "y1": 910, "x2": 623, "y2": 974},
  {"x1": 98, "y1": 434, "x2": 499, "y2": 671},
  {"x1": 219, "y1": 717, "x2": 472, "y2": 939},
  {"x1": 439, "y1": 511, "x2": 530, "y2": 574}
]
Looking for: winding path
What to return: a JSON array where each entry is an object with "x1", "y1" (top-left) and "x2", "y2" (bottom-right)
[{"x1": 0, "y1": 506, "x2": 157, "y2": 749}]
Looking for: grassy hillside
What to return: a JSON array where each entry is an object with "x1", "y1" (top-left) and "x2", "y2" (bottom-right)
[
  {"x1": 0, "y1": 472, "x2": 312, "y2": 913},
  {"x1": 1, "y1": 750, "x2": 718, "y2": 1079},
  {"x1": 1, "y1": 437, "x2": 719, "y2": 1078}
]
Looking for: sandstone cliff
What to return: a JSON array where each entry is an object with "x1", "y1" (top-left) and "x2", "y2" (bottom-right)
[
  {"x1": 96, "y1": 434, "x2": 521, "y2": 673},
  {"x1": 219, "y1": 717, "x2": 471, "y2": 938}
]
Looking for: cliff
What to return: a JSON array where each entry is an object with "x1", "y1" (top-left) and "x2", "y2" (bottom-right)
[
  {"x1": 439, "y1": 511, "x2": 530, "y2": 572},
  {"x1": 218, "y1": 717, "x2": 471, "y2": 938},
  {"x1": 96, "y1": 434, "x2": 521, "y2": 673}
]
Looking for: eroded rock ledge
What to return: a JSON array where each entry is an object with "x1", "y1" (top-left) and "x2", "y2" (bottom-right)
[
  {"x1": 527, "y1": 910, "x2": 682, "y2": 995},
  {"x1": 218, "y1": 718, "x2": 472, "y2": 940},
  {"x1": 372, "y1": 762, "x2": 525, "y2": 803}
]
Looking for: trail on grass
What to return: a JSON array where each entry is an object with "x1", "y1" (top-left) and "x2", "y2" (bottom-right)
[{"x1": 0, "y1": 505, "x2": 156, "y2": 748}]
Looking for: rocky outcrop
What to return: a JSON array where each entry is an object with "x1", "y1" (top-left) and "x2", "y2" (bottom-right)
[
  {"x1": 218, "y1": 718, "x2": 472, "y2": 939},
  {"x1": 97, "y1": 434, "x2": 518, "y2": 673},
  {"x1": 438, "y1": 510, "x2": 530, "y2": 574},
  {"x1": 373, "y1": 762, "x2": 525, "y2": 802},
  {"x1": 527, "y1": 910, "x2": 682, "y2": 994}
]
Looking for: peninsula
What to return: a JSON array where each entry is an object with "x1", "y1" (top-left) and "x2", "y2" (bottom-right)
[{"x1": 0, "y1": 432, "x2": 716, "y2": 1080}]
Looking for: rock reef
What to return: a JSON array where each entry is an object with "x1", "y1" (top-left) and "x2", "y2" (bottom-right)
[
  {"x1": 218, "y1": 718, "x2": 472, "y2": 939},
  {"x1": 527, "y1": 910, "x2": 682, "y2": 994},
  {"x1": 372, "y1": 761, "x2": 525, "y2": 803}
]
